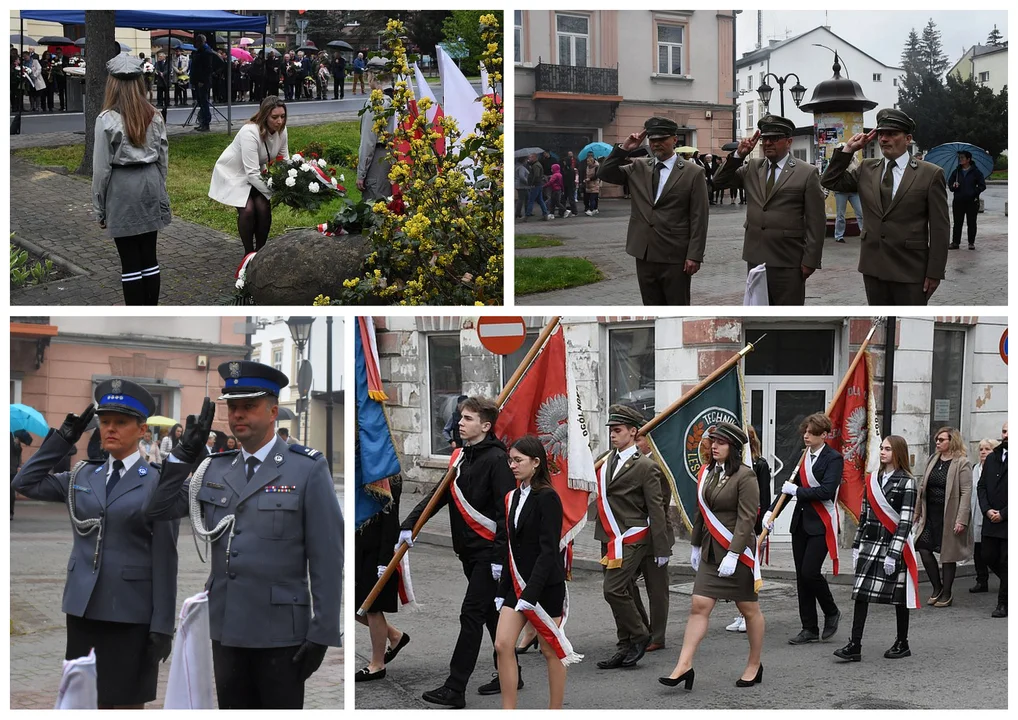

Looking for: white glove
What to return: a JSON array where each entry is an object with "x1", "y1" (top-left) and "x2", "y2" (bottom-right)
[
  {"x1": 883, "y1": 556, "x2": 896, "y2": 576},
  {"x1": 762, "y1": 511, "x2": 775, "y2": 532},
  {"x1": 396, "y1": 529, "x2": 414, "y2": 551},
  {"x1": 515, "y1": 598, "x2": 535, "y2": 612},
  {"x1": 781, "y1": 481, "x2": 798, "y2": 497},
  {"x1": 491, "y1": 564, "x2": 502, "y2": 581},
  {"x1": 852, "y1": 548, "x2": 860, "y2": 567},
  {"x1": 717, "y1": 551, "x2": 740, "y2": 578},
  {"x1": 494, "y1": 597, "x2": 504, "y2": 611},
  {"x1": 655, "y1": 556, "x2": 669, "y2": 567},
  {"x1": 377, "y1": 565, "x2": 386, "y2": 578},
  {"x1": 690, "y1": 546, "x2": 701, "y2": 571}
]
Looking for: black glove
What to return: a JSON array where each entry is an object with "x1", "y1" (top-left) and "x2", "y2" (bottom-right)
[
  {"x1": 292, "y1": 639, "x2": 327, "y2": 681},
  {"x1": 56, "y1": 404, "x2": 96, "y2": 446},
  {"x1": 171, "y1": 398, "x2": 215, "y2": 464},
  {"x1": 145, "y1": 631, "x2": 173, "y2": 665}
]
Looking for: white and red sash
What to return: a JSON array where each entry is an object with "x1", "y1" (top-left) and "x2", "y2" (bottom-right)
[
  {"x1": 448, "y1": 448, "x2": 496, "y2": 541},
  {"x1": 595, "y1": 455, "x2": 648, "y2": 569},
  {"x1": 395, "y1": 550, "x2": 421, "y2": 611},
  {"x1": 800, "y1": 451, "x2": 840, "y2": 575},
  {"x1": 866, "y1": 471, "x2": 920, "y2": 609},
  {"x1": 504, "y1": 493, "x2": 582, "y2": 665},
  {"x1": 696, "y1": 464, "x2": 763, "y2": 592}
]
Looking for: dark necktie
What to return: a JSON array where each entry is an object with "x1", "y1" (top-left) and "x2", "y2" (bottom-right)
[
  {"x1": 607, "y1": 451, "x2": 619, "y2": 480},
  {"x1": 246, "y1": 456, "x2": 260, "y2": 482},
  {"x1": 881, "y1": 160, "x2": 895, "y2": 211},
  {"x1": 107, "y1": 459, "x2": 124, "y2": 494},
  {"x1": 765, "y1": 162, "x2": 778, "y2": 196},
  {"x1": 652, "y1": 162, "x2": 665, "y2": 200}
]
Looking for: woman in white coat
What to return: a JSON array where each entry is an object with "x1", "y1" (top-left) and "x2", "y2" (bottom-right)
[{"x1": 208, "y1": 96, "x2": 288, "y2": 255}]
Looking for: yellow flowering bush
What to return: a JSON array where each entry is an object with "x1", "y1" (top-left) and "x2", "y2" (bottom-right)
[{"x1": 337, "y1": 14, "x2": 504, "y2": 306}]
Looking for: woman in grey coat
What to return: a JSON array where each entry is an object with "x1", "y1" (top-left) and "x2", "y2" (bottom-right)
[
  {"x1": 834, "y1": 435, "x2": 918, "y2": 663},
  {"x1": 92, "y1": 54, "x2": 171, "y2": 305}
]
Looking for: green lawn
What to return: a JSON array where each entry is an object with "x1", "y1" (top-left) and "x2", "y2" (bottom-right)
[
  {"x1": 515, "y1": 256, "x2": 601, "y2": 295},
  {"x1": 988, "y1": 170, "x2": 1007, "y2": 181},
  {"x1": 515, "y1": 233, "x2": 563, "y2": 249},
  {"x1": 14, "y1": 122, "x2": 362, "y2": 238}
]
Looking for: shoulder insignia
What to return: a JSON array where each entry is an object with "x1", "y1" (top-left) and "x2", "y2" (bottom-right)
[
  {"x1": 788, "y1": 159, "x2": 797, "y2": 167},
  {"x1": 289, "y1": 444, "x2": 322, "y2": 459},
  {"x1": 910, "y1": 158, "x2": 918, "y2": 169},
  {"x1": 138, "y1": 466, "x2": 148, "y2": 476},
  {"x1": 677, "y1": 160, "x2": 685, "y2": 169},
  {"x1": 93, "y1": 465, "x2": 104, "y2": 474}
]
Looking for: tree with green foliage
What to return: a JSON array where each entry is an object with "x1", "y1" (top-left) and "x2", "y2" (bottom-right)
[
  {"x1": 986, "y1": 24, "x2": 1003, "y2": 46},
  {"x1": 341, "y1": 11, "x2": 451, "y2": 56},
  {"x1": 301, "y1": 10, "x2": 353, "y2": 51},
  {"x1": 919, "y1": 18, "x2": 949, "y2": 78},
  {"x1": 442, "y1": 11, "x2": 502, "y2": 75}
]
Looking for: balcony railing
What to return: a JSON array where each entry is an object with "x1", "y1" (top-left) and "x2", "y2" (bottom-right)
[{"x1": 534, "y1": 62, "x2": 619, "y2": 96}]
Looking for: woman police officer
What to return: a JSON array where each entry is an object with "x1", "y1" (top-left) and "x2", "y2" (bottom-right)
[{"x1": 12, "y1": 380, "x2": 182, "y2": 708}]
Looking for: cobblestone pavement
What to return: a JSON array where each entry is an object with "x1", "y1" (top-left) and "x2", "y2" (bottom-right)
[
  {"x1": 9, "y1": 499, "x2": 344, "y2": 709},
  {"x1": 515, "y1": 187, "x2": 1009, "y2": 306},
  {"x1": 9, "y1": 112, "x2": 359, "y2": 306}
]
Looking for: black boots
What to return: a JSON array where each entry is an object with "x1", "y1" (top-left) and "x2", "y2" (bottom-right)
[
  {"x1": 884, "y1": 639, "x2": 911, "y2": 659},
  {"x1": 833, "y1": 640, "x2": 862, "y2": 662}
]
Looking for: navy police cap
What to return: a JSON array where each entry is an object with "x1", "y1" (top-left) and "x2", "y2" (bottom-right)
[
  {"x1": 218, "y1": 360, "x2": 289, "y2": 400},
  {"x1": 94, "y1": 379, "x2": 155, "y2": 421}
]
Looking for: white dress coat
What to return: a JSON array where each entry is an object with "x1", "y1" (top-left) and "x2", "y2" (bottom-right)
[{"x1": 208, "y1": 123, "x2": 289, "y2": 207}]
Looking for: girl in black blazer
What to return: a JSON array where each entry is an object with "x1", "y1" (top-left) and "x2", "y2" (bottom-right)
[{"x1": 494, "y1": 436, "x2": 567, "y2": 708}]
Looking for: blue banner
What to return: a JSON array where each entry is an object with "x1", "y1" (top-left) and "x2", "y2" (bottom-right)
[{"x1": 355, "y1": 323, "x2": 401, "y2": 528}]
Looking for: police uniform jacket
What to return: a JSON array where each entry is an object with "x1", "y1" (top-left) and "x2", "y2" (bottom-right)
[
  {"x1": 712, "y1": 152, "x2": 826, "y2": 269},
  {"x1": 145, "y1": 437, "x2": 343, "y2": 649},
  {"x1": 851, "y1": 469, "x2": 916, "y2": 605},
  {"x1": 12, "y1": 432, "x2": 180, "y2": 635},
  {"x1": 690, "y1": 463, "x2": 759, "y2": 560},
  {"x1": 771, "y1": 445, "x2": 844, "y2": 536},
  {"x1": 593, "y1": 451, "x2": 671, "y2": 559},
  {"x1": 821, "y1": 150, "x2": 950, "y2": 283},
  {"x1": 598, "y1": 147, "x2": 709, "y2": 266}
]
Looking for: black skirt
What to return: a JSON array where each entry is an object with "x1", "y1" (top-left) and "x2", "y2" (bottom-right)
[
  {"x1": 505, "y1": 580, "x2": 566, "y2": 618},
  {"x1": 354, "y1": 514, "x2": 400, "y2": 614},
  {"x1": 65, "y1": 614, "x2": 159, "y2": 706}
]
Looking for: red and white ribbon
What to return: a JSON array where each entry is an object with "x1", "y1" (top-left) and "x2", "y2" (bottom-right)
[
  {"x1": 396, "y1": 550, "x2": 421, "y2": 611},
  {"x1": 595, "y1": 458, "x2": 648, "y2": 569},
  {"x1": 800, "y1": 452, "x2": 840, "y2": 575},
  {"x1": 448, "y1": 448, "x2": 496, "y2": 541},
  {"x1": 695, "y1": 464, "x2": 763, "y2": 591},
  {"x1": 504, "y1": 493, "x2": 582, "y2": 665},
  {"x1": 866, "y1": 471, "x2": 920, "y2": 610}
]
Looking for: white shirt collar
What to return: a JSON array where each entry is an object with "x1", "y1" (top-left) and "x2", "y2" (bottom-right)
[
  {"x1": 884, "y1": 153, "x2": 908, "y2": 172},
  {"x1": 656, "y1": 153, "x2": 678, "y2": 171},
  {"x1": 770, "y1": 153, "x2": 790, "y2": 173},
  {"x1": 242, "y1": 435, "x2": 279, "y2": 465},
  {"x1": 615, "y1": 444, "x2": 640, "y2": 469},
  {"x1": 107, "y1": 450, "x2": 141, "y2": 481}
]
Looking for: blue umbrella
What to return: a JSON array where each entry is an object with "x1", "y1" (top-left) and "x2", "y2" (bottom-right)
[
  {"x1": 578, "y1": 142, "x2": 613, "y2": 160},
  {"x1": 10, "y1": 404, "x2": 50, "y2": 436},
  {"x1": 924, "y1": 142, "x2": 994, "y2": 181}
]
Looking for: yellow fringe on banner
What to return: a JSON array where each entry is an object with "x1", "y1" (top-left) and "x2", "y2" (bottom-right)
[{"x1": 368, "y1": 389, "x2": 388, "y2": 402}]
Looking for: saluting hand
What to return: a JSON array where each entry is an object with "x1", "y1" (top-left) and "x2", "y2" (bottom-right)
[
  {"x1": 621, "y1": 130, "x2": 646, "y2": 152},
  {"x1": 56, "y1": 403, "x2": 97, "y2": 446},
  {"x1": 843, "y1": 129, "x2": 877, "y2": 154},
  {"x1": 171, "y1": 397, "x2": 216, "y2": 464},
  {"x1": 736, "y1": 130, "x2": 760, "y2": 158}
]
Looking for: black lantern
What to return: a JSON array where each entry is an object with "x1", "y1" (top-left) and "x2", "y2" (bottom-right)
[
  {"x1": 790, "y1": 81, "x2": 807, "y2": 107},
  {"x1": 286, "y1": 316, "x2": 315, "y2": 354},
  {"x1": 756, "y1": 81, "x2": 773, "y2": 108},
  {"x1": 757, "y1": 72, "x2": 806, "y2": 116}
]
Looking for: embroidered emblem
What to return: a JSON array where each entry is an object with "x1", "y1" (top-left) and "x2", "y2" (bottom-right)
[
  {"x1": 265, "y1": 485, "x2": 297, "y2": 493},
  {"x1": 274, "y1": 454, "x2": 283, "y2": 463},
  {"x1": 677, "y1": 160, "x2": 685, "y2": 169},
  {"x1": 138, "y1": 466, "x2": 148, "y2": 476},
  {"x1": 229, "y1": 362, "x2": 241, "y2": 378},
  {"x1": 909, "y1": 158, "x2": 918, "y2": 169},
  {"x1": 111, "y1": 379, "x2": 122, "y2": 393},
  {"x1": 789, "y1": 159, "x2": 797, "y2": 167}
]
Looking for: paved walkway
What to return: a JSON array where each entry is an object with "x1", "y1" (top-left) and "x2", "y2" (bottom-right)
[
  {"x1": 10, "y1": 111, "x2": 359, "y2": 306},
  {"x1": 516, "y1": 188, "x2": 1009, "y2": 306}
]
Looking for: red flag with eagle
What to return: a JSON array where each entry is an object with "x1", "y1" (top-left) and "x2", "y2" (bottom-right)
[
  {"x1": 493, "y1": 325, "x2": 597, "y2": 562},
  {"x1": 825, "y1": 350, "x2": 879, "y2": 523}
]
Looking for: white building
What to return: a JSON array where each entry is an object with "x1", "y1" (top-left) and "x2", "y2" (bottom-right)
[{"x1": 949, "y1": 42, "x2": 1008, "y2": 94}]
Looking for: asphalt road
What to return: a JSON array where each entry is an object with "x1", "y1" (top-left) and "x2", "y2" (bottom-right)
[{"x1": 354, "y1": 543, "x2": 1006, "y2": 710}]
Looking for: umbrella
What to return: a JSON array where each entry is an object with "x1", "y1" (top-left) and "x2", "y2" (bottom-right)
[
  {"x1": 675, "y1": 146, "x2": 698, "y2": 155},
  {"x1": 231, "y1": 47, "x2": 253, "y2": 62},
  {"x1": 238, "y1": 37, "x2": 255, "y2": 46},
  {"x1": 327, "y1": 40, "x2": 353, "y2": 50},
  {"x1": 38, "y1": 36, "x2": 74, "y2": 45},
  {"x1": 11, "y1": 34, "x2": 38, "y2": 45},
  {"x1": 578, "y1": 141, "x2": 613, "y2": 160},
  {"x1": 263, "y1": 47, "x2": 280, "y2": 56},
  {"x1": 366, "y1": 55, "x2": 388, "y2": 69},
  {"x1": 924, "y1": 142, "x2": 994, "y2": 181},
  {"x1": 215, "y1": 34, "x2": 229, "y2": 45},
  {"x1": 514, "y1": 146, "x2": 545, "y2": 158},
  {"x1": 145, "y1": 415, "x2": 177, "y2": 427},
  {"x1": 277, "y1": 407, "x2": 296, "y2": 420},
  {"x1": 180, "y1": 43, "x2": 197, "y2": 52},
  {"x1": 152, "y1": 37, "x2": 182, "y2": 49},
  {"x1": 721, "y1": 141, "x2": 739, "y2": 152},
  {"x1": 10, "y1": 404, "x2": 49, "y2": 436}
]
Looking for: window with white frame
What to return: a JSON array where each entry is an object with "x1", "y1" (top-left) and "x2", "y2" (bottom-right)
[
  {"x1": 657, "y1": 24, "x2": 684, "y2": 75},
  {"x1": 556, "y1": 14, "x2": 588, "y2": 67},
  {"x1": 872, "y1": 73, "x2": 882, "y2": 82},
  {"x1": 427, "y1": 334, "x2": 462, "y2": 456},
  {"x1": 748, "y1": 74, "x2": 753, "y2": 90},
  {"x1": 514, "y1": 10, "x2": 523, "y2": 64},
  {"x1": 979, "y1": 70, "x2": 990, "y2": 83},
  {"x1": 607, "y1": 326, "x2": 655, "y2": 418},
  {"x1": 746, "y1": 101, "x2": 754, "y2": 131},
  {"x1": 271, "y1": 342, "x2": 284, "y2": 373}
]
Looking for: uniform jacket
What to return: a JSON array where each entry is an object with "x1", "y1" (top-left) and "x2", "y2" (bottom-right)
[
  {"x1": 712, "y1": 152, "x2": 826, "y2": 269},
  {"x1": 598, "y1": 147, "x2": 709, "y2": 265},
  {"x1": 644, "y1": 450, "x2": 675, "y2": 548},
  {"x1": 593, "y1": 450, "x2": 671, "y2": 559},
  {"x1": 821, "y1": 150, "x2": 950, "y2": 283},
  {"x1": 914, "y1": 454, "x2": 972, "y2": 563},
  {"x1": 497, "y1": 485, "x2": 565, "y2": 605},
  {"x1": 690, "y1": 464, "x2": 759, "y2": 560},
  {"x1": 92, "y1": 109, "x2": 169, "y2": 226},
  {"x1": 779, "y1": 444, "x2": 843, "y2": 537},
  {"x1": 851, "y1": 469, "x2": 916, "y2": 605},
  {"x1": 12, "y1": 432, "x2": 180, "y2": 635},
  {"x1": 401, "y1": 434, "x2": 517, "y2": 564},
  {"x1": 145, "y1": 437, "x2": 344, "y2": 649},
  {"x1": 208, "y1": 123, "x2": 289, "y2": 207},
  {"x1": 977, "y1": 444, "x2": 1007, "y2": 539}
]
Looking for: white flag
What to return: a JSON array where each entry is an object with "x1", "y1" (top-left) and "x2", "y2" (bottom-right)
[
  {"x1": 164, "y1": 592, "x2": 215, "y2": 709},
  {"x1": 55, "y1": 649, "x2": 97, "y2": 709},
  {"x1": 413, "y1": 62, "x2": 440, "y2": 124},
  {"x1": 436, "y1": 45, "x2": 482, "y2": 145}
]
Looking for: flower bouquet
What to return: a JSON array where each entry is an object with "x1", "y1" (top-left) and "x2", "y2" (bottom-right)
[
  {"x1": 231, "y1": 252, "x2": 257, "y2": 305},
  {"x1": 143, "y1": 61, "x2": 155, "y2": 82},
  {"x1": 262, "y1": 152, "x2": 345, "y2": 212},
  {"x1": 316, "y1": 199, "x2": 378, "y2": 236}
]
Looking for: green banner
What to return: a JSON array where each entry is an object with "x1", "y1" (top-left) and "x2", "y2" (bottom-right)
[{"x1": 647, "y1": 366, "x2": 746, "y2": 533}]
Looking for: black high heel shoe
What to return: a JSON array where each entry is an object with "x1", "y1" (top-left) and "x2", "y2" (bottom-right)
[
  {"x1": 735, "y1": 664, "x2": 763, "y2": 687},
  {"x1": 515, "y1": 636, "x2": 539, "y2": 654},
  {"x1": 658, "y1": 668, "x2": 695, "y2": 691}
]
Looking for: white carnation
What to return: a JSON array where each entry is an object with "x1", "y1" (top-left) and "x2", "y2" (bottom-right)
[
  {"x1": 287, "y1": 168, "x2": 298, "y2": 178},
  {"x1": 330, "y1": 176, "x2": 337, "y2": 186},
  {"x1": 292, "y1": 153, "x2": 303, "y2": 162},
  {"x1": 285, "y1": 176, "x2": 296, "y2": 187},
  {"x1": 300, "y1": 163, "x2": 312, "y2": 173},
  {"x1": 340, "y1": 174, "x2": 345, "y2": 181},
  {"x1": 318, "y1": 158, "x2": 327, "y2": 168},
  {"x1": 267, "y1": 178, "x2": 273, "y2": 188},
  {"x1": 309, "y1": 182, "x2": 320, "y2": 193}
]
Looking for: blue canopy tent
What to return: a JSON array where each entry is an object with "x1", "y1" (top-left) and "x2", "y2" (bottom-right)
[{"x1": 16, "y1": 10, "x2": 267, "y2": 134}]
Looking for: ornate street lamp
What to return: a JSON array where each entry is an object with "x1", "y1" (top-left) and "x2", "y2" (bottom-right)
[
  {"x1": 757, "y1": 72, "x2": 807, "y2": 116},
  {"x1": 286, "y1": 316, "x2": 315, "y2": 445}
]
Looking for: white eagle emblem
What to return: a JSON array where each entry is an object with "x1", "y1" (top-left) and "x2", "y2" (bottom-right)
[
  {"x1": 842, "y1": 407, "x2": 868, "y2": 467},
  {"x1": 535, "y1": 394, "x2": 569, "y2": 463},
  {"x1": 111, "y1": 379, "x2": 122, "y2": 393},
  {"x1": 229, "y1": 362, "x2": 241, "y2": 378}
]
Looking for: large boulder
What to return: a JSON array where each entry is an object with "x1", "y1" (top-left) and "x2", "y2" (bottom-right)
[{"x1": 246, "y1": 229, "x2": 369, "y2": 305}]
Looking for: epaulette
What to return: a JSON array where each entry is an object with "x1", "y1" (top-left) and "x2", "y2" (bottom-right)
[{"x1": 289, "y1": 444, "x2": 323, "y2": 459}]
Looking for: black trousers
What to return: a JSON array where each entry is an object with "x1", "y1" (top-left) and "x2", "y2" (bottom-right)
[
  {"x1": 792, "y1": 530, "x2": 839, "y2": 633},
  {"x1": 952, "y1": 198, "x2": 978, "y2": 245},
  {"x1": 445, "y1": 555, "x2": 499, "y2": 693},
  {"x1": 981, "y1": 535, "x2": 1008, "y2": 605},
  {"x1": 748, "y1": 263, "x2": 805, "y2": 305},
  {"x1": 212, "y1": 641, "x2": 305, "y2": 709},
  {"x1": 333, "y1": 75, "x2": 345, "y2": 99},
  {"x1": 850, "y1": 598, "x2": 909, "y2": 643},
  {"x1": 862, "y1": 274, "x2": 928, "y2": 306},
  {"x1": 973, "y1": 541, "x2": 989, "y2": 584},
  {"x1": 635, "y1": 258, "x2": 692, "y2": 306}
]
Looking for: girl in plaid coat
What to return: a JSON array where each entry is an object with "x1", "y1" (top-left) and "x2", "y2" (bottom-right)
[{"x1": 834, "y1": 435, "x2": 918, "y2": 663}]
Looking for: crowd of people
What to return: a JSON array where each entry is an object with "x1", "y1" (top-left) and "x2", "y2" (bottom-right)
[{"x1": 355, "y1": 395, "x2": 1008, "y2": 709}]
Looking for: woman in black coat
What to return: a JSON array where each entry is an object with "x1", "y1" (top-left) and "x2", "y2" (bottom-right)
[{"x1": 494, "y1": 436, "x2": 571, "y2": 708}]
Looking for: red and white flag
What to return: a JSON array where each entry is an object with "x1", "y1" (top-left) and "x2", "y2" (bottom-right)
[
  {"x1": 436, "y1": 45, "x2": 482, "y2": 148},
  {"x1": 827, "y1": 351, "x2": 879, "y2": 522}
]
